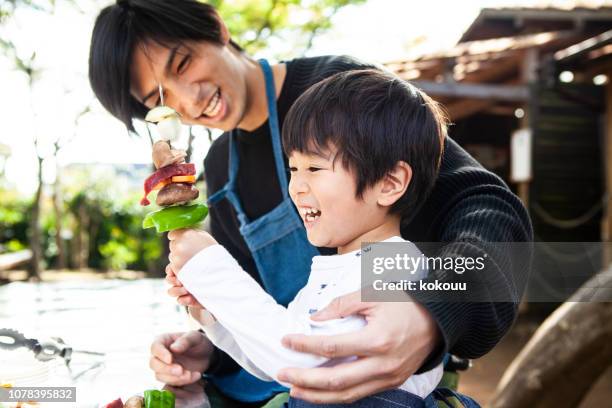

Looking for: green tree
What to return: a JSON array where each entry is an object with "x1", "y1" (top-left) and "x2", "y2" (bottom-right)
[
  {"x1": 212, "y1": 0, "x2": 367, "y2": 56},
  {"x1": 0, "y1": 0, "x2": 367, "y2": 277}
]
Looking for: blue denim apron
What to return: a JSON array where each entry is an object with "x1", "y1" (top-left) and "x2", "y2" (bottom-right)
[
  {"x1": 206, "y1": 59, "x2": 320, "y2": 403},
  {"x1": 288, "y1": 387, "x2": 481, "y2": 408}
]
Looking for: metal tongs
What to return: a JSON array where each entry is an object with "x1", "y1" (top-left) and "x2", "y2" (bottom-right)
[{"x1": 0, "y1": 328, "x2": 105, "y2": 364}]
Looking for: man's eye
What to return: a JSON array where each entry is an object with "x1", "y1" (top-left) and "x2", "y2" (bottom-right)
[{"x1": 177, "y1": 55, "x2": 191, "y2": 74}]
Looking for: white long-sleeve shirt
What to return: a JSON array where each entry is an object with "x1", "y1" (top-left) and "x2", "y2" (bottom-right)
[{"x1": 178, "y1": 236, "x2": 443, "y2": 398}]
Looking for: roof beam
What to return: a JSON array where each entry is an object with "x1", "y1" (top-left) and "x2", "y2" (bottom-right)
[
  {"x1": 446, "y1": 99, "x2": 496, "y2": 121},
  {"x1": 555, "y1": 29, "x2": 612, "y2": 63},
  {"x1": 481, "y1": 8, "x2": 612, "y2": 23},
  {"x1": 410, "y1": 80, "x2": 529, "y2": 101}
]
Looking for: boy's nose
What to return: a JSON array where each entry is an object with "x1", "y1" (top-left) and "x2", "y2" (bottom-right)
[{"x1": 289, "y1": 176, "x2": 310, "y2": 197}]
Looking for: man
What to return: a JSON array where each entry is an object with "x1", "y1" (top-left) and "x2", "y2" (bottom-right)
[{"x1": 89, "y1": 0, "x2": 532, "y2": 405}]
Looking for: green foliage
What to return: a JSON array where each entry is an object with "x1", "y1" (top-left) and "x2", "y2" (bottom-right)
[
  {"x1": 5, "y1": 239, "x2": 26, "y2": 252},
  {"x1": 213, "y1": 0, "x2": 367, "y2": 55},
  {"x1": 0, "y1": 170, "x2": 165, "y2": 273},
  {"x1": 0, "y1": 0, "x2": 364, "y2": 273},
  {"x1": 93, "y1": 196, "x2": 163, "y2": 272},
  {"x1": 0, "y1": 0, "x2": 78, "y2": 24},
  {"x1": 0, "y1": 188, "x2": 29, "y2": 254},
  {"x1": 1, "y1": 1, "x2": 47, "y2": 24},
  {"x1": 62, "y1": 176, "x2": 164, "y2": 272},
  {"x1": 100, "y1": 238, "x2": 138, "y2": 271}
]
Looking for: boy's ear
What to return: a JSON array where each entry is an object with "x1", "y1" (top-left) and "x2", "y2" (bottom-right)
[{"x1": 377, "y1": 161, "x2": 412, "y2": 208}]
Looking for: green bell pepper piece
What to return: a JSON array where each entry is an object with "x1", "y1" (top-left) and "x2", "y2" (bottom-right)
[
  {"x1": 143, "y1": 203, "x2": 208, "y2": 233},
  {"x1": 143, "y1": 390, "x2": 175, "y2": 408},
  {"x1": 160, "y1": 390, "x2": 175, "y2": 408},
  {"x1": 144, "y1": 390, "x2": 160, "y2": 408}
]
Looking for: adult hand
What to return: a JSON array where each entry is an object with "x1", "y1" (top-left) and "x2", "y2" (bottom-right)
[
  {"x1": 150, "y1": 330, "x2": 214, "y2": 386},
  {"x1": 168, "y1": 228, "x2": 217, "y2": 272},
  {"x1": 277, "y1": 290, "x2": 441, "y2": 404}
]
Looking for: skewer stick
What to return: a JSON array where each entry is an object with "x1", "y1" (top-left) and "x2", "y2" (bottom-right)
[{"x1": 158, "y1": 83, "x2": 164, "y2": 106}]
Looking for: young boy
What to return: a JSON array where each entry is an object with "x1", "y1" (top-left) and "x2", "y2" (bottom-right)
[{"x1": 167, "y1": 69, "x2": 455, "y2": 407}]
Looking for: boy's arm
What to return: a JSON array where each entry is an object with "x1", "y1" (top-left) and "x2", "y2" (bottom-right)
[
  {"x1": 177, "y1": 244, "x2": 339, "y2": 383},
  {"x1": 187, "y1": 307, "x2": 272, "y2": 380}
]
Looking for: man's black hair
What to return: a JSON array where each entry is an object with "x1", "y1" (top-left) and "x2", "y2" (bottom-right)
[
  {"x1": 89, "y1": 0, "x2": 240, "y2": 132},
  {"x1": 282, "y1": 69, "x2": 448, "y2": 218}
]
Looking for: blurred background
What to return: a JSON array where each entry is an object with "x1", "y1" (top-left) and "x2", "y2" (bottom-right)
[{"x1": 0, "y1": 0, "x2": 611, "y2": 407}]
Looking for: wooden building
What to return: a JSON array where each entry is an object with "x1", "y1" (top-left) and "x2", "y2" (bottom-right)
[{"x1": 386, "y1": 4, "x2": 612, "y2": 296}]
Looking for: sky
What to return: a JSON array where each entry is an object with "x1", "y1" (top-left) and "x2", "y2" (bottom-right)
[{"x1": 0, "y1": 0, "x2": 598, "y2": 194}]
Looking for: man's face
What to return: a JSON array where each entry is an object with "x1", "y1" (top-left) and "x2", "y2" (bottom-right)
[{"x1": 130, "y1": 39, "x2": 248, "y2": 132}]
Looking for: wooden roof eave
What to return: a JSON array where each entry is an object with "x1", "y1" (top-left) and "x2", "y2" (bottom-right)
[{"x1": 459, "y1": 7, "x2": 612, "y2": 43}]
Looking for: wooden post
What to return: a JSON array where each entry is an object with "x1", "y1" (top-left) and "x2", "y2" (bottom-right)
[
  {"x1": 515, "y1": 49, "x2": 539, "y2": 314},
  {"x1": 603, "y1": 81, "x2": 612, "y2": 267},
  {"x1": 516, "y1": 49, "x2": 538, "y2": 207}
]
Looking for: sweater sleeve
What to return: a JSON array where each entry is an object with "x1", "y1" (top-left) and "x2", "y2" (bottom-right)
[
  {"x1": 177, "y1": 245, "x2": 362, "y2": 384},
  {"x1": 404, "y1": 143, "x2": 533, "y2": 373}
]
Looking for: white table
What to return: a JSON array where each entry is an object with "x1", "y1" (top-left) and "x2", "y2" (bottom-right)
[{"x1": 0, "y1": 279, "x2": 193, "y2": 407}]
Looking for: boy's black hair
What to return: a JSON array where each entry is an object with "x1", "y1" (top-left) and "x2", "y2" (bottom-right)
[
  {"x1": 88, "y1": 0, "x2": 240, "y2": 132},
  {"x1": 282, "y1": 69, "x2": 448, "y2": 218}
]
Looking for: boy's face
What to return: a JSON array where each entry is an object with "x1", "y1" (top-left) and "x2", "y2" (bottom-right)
[
  {"x1": 288, "y1": 147, "x2": 386, "y2": 250},
  {"x1": 130, "y1": 39, "x2": 249, "y2": 132}
]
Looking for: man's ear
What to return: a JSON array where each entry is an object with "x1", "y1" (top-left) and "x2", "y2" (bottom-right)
[
  {"x1": 214, "y1": 11, "x2": 231, "y2": 45},
  {"x1": 377, "y1": 161, "x2": 412, "y2": 208}
]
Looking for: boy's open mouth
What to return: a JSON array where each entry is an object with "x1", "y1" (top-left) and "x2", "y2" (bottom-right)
[{"x1": 300, "y1": 207, "x2": 322, "y2": 223}]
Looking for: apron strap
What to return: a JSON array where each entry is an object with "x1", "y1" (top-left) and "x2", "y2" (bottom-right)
[
  {"x1": 259, "y1": 58, "x2": 290, "y2": 198},
  {"x1": 207, "y1": 132, "x2": 250, "y2": 227},
  {"x1": 207, "y1": 59, "x2": 287, "y2": 226}
]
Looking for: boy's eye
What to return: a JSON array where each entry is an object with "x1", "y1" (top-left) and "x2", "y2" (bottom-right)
[
  {"x1": 308, "y1": 167, "x2": 322, "y2": 172},
  {"x1": 288, "y1": 167, "x2": 297, "y2": 173}
]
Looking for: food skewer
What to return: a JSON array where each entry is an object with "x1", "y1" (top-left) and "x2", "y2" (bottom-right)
[{"x1": 140, "y1": 106, "x2": 208, "y2": 233}]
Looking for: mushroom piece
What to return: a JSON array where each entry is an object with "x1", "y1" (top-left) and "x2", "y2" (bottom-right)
[
  {"x1": 145, "y1": 105, "x2": 179, "y2": 123},
  {"x1": 145, "y1": 106, "x2": 182, "y2": 142},
  {"x1": 157, "y1": 116, "x2": 182, "y2": 142},
  {"x1": 156, "y1": 183, "x2": 199, "y2": 206},
  {"x1": 123, "y1": 396, "x2": 144, "y2": 408},
  {"x1": 152, "y1": 140, "x2": 187, "y2": 170}
]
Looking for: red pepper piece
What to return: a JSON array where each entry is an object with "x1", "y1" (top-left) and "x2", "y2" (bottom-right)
[
  {"x1": 103, "y1": 398, "x2": 123, "y2": 408},
  {"x1": 140, "y1": 163, "x2": 195, "y2": 206}
]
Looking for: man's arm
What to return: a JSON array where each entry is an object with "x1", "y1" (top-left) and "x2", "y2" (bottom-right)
[{"x1": 403, "y1": 138, "x2": 533, "y2": 372}]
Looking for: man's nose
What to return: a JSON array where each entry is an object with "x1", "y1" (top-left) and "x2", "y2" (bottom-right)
[{"x1": 169, "y1": 81, "x2": 202, "y2": 120}]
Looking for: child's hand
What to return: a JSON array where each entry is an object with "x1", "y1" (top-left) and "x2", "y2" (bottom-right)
[
  {"x1": 166, "y1": 264, "x2": 217, "y2": 325},
  {"x1": 165, "y1": 264, "x2": 202, "y2": 308},
  {"x1": 168, "y1": 228, "x2": 218, "y2": 272}
]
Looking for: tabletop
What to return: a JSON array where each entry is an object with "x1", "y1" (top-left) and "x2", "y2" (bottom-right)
[{"x1": 0, "y1": 278, "x2": 211, "y2": 408}]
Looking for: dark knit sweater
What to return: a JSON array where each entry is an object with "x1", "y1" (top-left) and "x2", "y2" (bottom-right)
[{"x1": 203, "y1": 55, "x2": 533, "y2": 376}]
